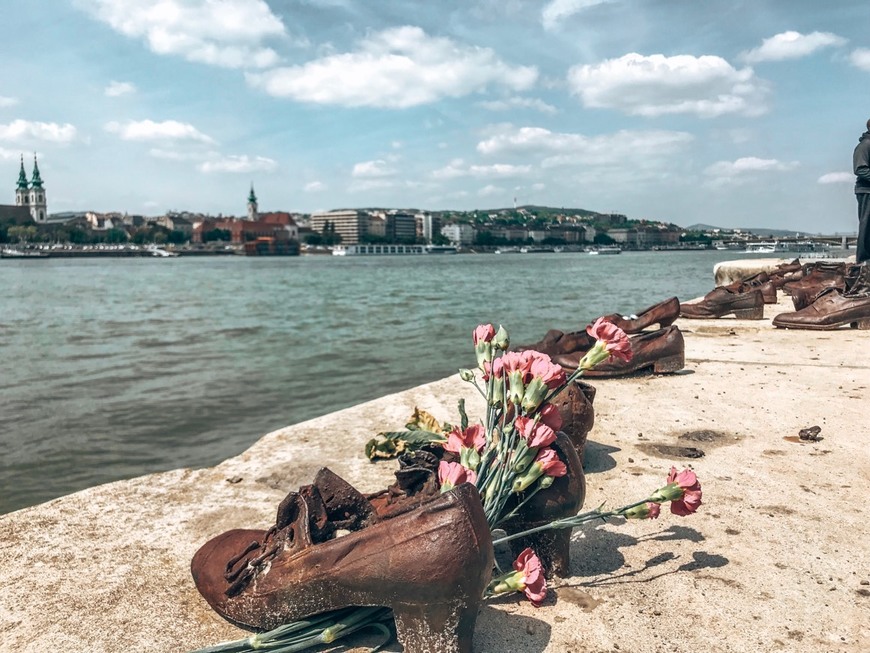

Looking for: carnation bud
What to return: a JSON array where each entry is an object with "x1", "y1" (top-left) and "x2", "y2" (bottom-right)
[
  {"x1": 494, "y1": 325, "x2": 510, "y2": 351},
  {"x1": 459, "y1": 368, "x2": 475, "y2": 382}
]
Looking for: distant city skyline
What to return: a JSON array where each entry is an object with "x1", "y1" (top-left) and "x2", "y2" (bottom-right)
[{"x1": 2, "y1": 1, "x2": 868, "y2": 233}]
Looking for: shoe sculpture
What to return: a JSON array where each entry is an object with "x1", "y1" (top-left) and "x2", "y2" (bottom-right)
[
  {"x1": 552, "y1": 325, "x2": 685, "y2": 377},
  {"x1": 789, "y1": 264, "x2": 860, "y2": 310},
  {"x1": 514, "y1": 329, "x2": 594, "y2": 358},
  {"x1": 598, "y1": 296, "x2": 680, "y2": 334},
  {"x1": 773, "y1": 264, "x2": 870, "y2": 330},
  {"x1": 723, "y1": 272, "x2": 778, "y2": 304},
  {"x1": 782, "y1": 262, "x2": 847, "y2": 296},
  {"x1": 499, "y1": 431, "x2": 585, "y2": 578},
  {"x1": 191, "y1": 474, "x2": 493, "y2": 653},
  {"x1": 552, "y1": 380, "x2": 596, "y2": 463},
  {"x1": 680, "y1": 287, "x2": 764, "y2": 320}
]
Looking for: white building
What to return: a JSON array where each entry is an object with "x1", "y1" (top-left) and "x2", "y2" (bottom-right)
[{"x1": 440, "y1": 222, "x2": 475, "y2": 246}]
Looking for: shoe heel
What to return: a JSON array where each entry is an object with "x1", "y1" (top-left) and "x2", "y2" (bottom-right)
[
  {"x1": 393, "y1": 599, "x2": 480, "y2": 653},
  {"x1": 653, "y1": 352, "x2": 685, "y2": 374},
  {"x1": 851, "y1": 317, "x2": 870, "y2": 330},
  {"x1": 732, "y1": 305, "x2": 764, "y2": 319}
]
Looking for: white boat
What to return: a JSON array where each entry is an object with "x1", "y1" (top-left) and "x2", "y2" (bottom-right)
[
  {"x1": 586, "y1": 246, "x2": 621, "y2": 255},
  {"x1": 146, "y1": 246, "x2": 179, "y2": 257},
  {"x1": 332, "y1": 244, "x2": 457, "y2": 256},
  {"x1": 1, "y1": 248, "x2": 49, "y2": 259}
]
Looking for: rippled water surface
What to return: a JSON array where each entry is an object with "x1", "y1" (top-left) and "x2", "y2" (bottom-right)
[{"x1": 0, "y1": 251, "x2": 758, "y2": 513}]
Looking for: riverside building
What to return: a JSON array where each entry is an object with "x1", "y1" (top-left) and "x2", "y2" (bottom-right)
[{"x1": 1, "y1": 155, "x2": 47, "y2": 223}]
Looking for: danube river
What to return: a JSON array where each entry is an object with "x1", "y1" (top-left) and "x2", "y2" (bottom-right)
[{"x1": 0, "y1": 250, "x2": 763, "y2": 513}]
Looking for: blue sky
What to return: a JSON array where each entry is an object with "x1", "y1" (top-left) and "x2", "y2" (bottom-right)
[{"x1": 2, "y1": 0, "x2": 869, "y2": 232}]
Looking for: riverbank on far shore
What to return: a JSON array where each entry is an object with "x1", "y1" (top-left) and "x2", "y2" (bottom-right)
[{"x1": 1, "y1": 266, "x2": 868, "y2": 652}]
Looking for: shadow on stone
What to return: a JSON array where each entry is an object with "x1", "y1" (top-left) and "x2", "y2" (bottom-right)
[
  {"x1": 582, "y1": 440, "x2": 620, "y2": 473},
  {"x1": 475, "y1": 604, "x2": 551, "y2": 652}
]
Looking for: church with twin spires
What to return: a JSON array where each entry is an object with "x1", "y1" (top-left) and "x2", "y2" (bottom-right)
[{"x1": 14, "y1": 154, "x2": 48, "y2": 222}]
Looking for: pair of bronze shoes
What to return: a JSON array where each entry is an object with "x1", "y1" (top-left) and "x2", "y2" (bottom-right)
[
  {"x1": 192, "y1": 433, "x2": 586, "y2": 652},
  {"x1": 786, "y1": 263, "x2": 861, "y2": 310},
  {"x1": 773, "y1": 263, "x2": 870, "y2": 330},
  {"x1": 517, "y1": 298, "x2": 685, "y2": 378}
]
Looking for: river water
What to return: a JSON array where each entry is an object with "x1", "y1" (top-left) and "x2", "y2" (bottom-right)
[{"x1": 0, "y1": 250, "x2": 762, "y2": 513}]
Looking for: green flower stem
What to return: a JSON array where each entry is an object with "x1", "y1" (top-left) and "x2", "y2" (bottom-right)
[{"x1": 492, "y1": 498, "x2": 654, "y2": 546}]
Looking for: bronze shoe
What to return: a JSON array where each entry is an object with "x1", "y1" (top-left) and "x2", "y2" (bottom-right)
[
  {"x1": 552, "y1": 380, "x2": 596, "y2": 463},
  {"x1": 514, "y1": 329, "x2": 594, "y2": 357},
  {"x1": 552, "y1": 325, "x2": 685, "y2": 377},
  {"x1": 499, "y1": 431, "x2": 585, "y2": 578},
  {"x1": 191, "y1": 475, "x2": 493, "y2": 653},
  {"x1": 773, "y1": 289, "x2": 870, "y2": 330},
  {"x1": 680, "y1": 287, "x2": 764, "y2": 319},
  {"x1": 598, "y1": 296, "x2": 680, "y2": 333},
  {"x1": 782, "y1": 262, "x2": 846, "y2": 296},
  {"x1": 790, "y1": 264, "x2": 861, "y2": 310},
  {"x1": 723, "y1": 272, "x2": 778, "y2": 304}
]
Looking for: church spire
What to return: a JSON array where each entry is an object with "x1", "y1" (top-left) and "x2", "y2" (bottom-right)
[
  {"x1": 16, "y1": 154, "x2": 28, "y2": 190},
  {"x1": 30, "y1": 153, "x2": 43, "y2": 189},
  {"x1": 247, "y1": 183, "x2": 257, "y2": 204}
]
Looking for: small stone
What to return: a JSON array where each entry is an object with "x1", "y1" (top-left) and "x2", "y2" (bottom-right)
[
  {"x1": 860, "y1": 580, "x2": 869, "y2": 586},
  {"x1": 628, "y1": 457, "x2": 634, "y2": 463},
  {"x1": 652, "y1": 610, "x2": 662, "y2": 616},
  {"x1": 226, "y1": 476, "x2": 243, "y2": 484},
  {"x1": 526, "y1": 623, "x2": 537, "y2": 635}
]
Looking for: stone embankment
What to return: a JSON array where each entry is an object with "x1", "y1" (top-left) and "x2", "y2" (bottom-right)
[{"x1": 1, "y1": 259, "x2": 869, "y2": 652}]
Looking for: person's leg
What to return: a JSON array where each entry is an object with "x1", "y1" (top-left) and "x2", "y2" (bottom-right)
[{"x1": 857, "y1": 193, "x2": 870, "y2": 263}]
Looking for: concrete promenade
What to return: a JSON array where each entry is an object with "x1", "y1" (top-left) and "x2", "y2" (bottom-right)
[{"x1": 1, "y1": 261, "x2": 869, "y2": 653}]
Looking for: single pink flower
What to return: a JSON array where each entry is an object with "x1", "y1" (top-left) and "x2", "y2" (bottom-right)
[
  {"x1": 514, "y1": 548, "x2": 547, "y2": 606},
  {"x1": 438, "y1": 460, "x2": 477, "y2": 490},
  {"x1": 533, "y1": 447, "x2": 567, "y2": 477},
  {"x1": 586, "y1": 317, "x2": 632, "y2": 362},
  {"x1": 647, "y1": 502, "x2": 661, "y2": 519},
  {"x1": 537, "y1": 402, "x2": 563, "y2": 432},
  {"x1": 528, "y1": 352, "x2": 567, "y2": 388},
  {"x1": 500, "y1": 350, "x2": 533, "y2": 381},
  {"x1": 666, "y1": 466, "x2": 702, "y2": 516},
  {"x1": 514, "y1": 416, "x2": 557, "y2": 448},
  {"x1": 482, "y1": 357, "x2": 505, "y2": 382},
  {"x1": 473, "y1": 324, "x2": 496, "y2": 345},
  {"x1": 444, "y1": 424, "x2": 486, "y2": 454}
]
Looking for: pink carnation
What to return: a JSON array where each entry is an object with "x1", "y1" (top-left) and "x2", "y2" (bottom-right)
[
  {"x1": 438, "y1": 461, "x2": 477, "y2": 488},
  {"x1": 534, "y1": 447, "x2": 567, "y2": 477},
  {"x1": 473, "y1": 324, "x2": 496, "y2": 345},
  {"x1": 514, "y1": 548, "x2": 547, "y2": 606},
  {"x1": 514, "y1": 416, "x2": 557, "y2": 449},
  {"x1": 444, "y1": 425, "x2": 486, "y2": 454},
  {"x1": 537, "y1": 403, "x2": 563, "y2": 432},
  {"x1": 528, "y1": 352, "x2": 567, "y2": 388},
  {"x1": 666, "y1": 467, "x2": 702, "y2": 516},
  {"x1": 586, "y1": 317, "x2": 632, "y2": 362}
]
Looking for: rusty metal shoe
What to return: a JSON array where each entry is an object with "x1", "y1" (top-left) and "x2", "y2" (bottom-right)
[
  {"x1": 191, "y1": 475, "x2": 493, "y2": 653},
  {"x1": 773, "y1": 289, "x2": 870, "y2": 330},
  {"x1": 514, "y1": 329, "x2": 594, "y2": 357},
  {"x1": 782, "y1": 262, "x2": 847, "y2": 296},
  {"x1": 499, "y1": 431, "x2": 585, "y2": 578},
  {"x1": 790, "y1": 264, "x2": 861, "y2": 310},
  {"x1": 552, "y1": 380, "x2": 596, "y2": 463},
  {"x1": 552, "y1": 326, "x2": 685, "y2": 377},
  {"x1": 598, "y1": 296, "x2": 680, "y2": 333},
  {"x1": 723, "y1": 272, "x2": 778, "y2": 304},
  {"x1": 680, "y1": 287, "x2": 764, "y2": 319}
]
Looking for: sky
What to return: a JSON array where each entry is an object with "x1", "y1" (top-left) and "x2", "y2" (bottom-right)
[{"x1": 2, "y1": 0, "x2": 869, "y2": 232}]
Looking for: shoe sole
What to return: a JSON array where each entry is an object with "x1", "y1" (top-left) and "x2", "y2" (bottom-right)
[
  {"x1": 582, "y1": 351, "x2": 685, "y2": 378},
  {"x1": 773, "y1": 317, "x2": 870, "y2": 330}
]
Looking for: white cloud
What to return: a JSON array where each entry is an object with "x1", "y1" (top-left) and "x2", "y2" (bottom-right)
[
  {"x1": 0, "y1": 147, "x2": 19, "y2": 159},
  {"x1": 198, "y1": 155, "x2": 277, "y2": 173},
  {"x1": 0, "y1": 119, "x2": 78, "y2": 142},
  {"x1": 477, "y1": 126, "x2": 693, "y2": 169},
  {"x1": 817, "y1": 172, "x2": 853, "y2": 184},
  {"x1": 105, "y1": 119, "x2": 215, "y2": 144},
  {"x1": 478, "y1": 184, "x2": 505, "y2": 197},
  {"x1": 742, "y1": 31, "x2": 847, "y2": 63},
  {"x1": 542, "y1": 0, "x2": 615, "y2": 31},
  {"x1": 247, "y1": 26, "x2": 537, "y2": 108},
  {"x1": 477, "y1": 96, "x2": 557, "y2": 114},
  {"x1": 352, "y1": 159, "x2": 396, "y2": 178},
  {"x1": 431, "y1": 160, "x2": 532, "y2": 180},
  {"x1": 704, "y1": 156, "x2": 799, "y2": 186},
  {"x1": 105, "y1": 81, "x2": 136, "y2": 97},
  {"x1": 304, "y1": 181, "x2": 326, "y2": 192},
  {"x1": 76, "y1": 0, "x2": 285, "y2": 69},
  {"x1": 567, "y1": 53, "x2": 768, "y2": 117},
  {"x1": 850, "y1": 48, "x2": 870, "y2": 72},
  {"x1": 0, "y1": 96, "x2": 18, "y2": 108}
]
